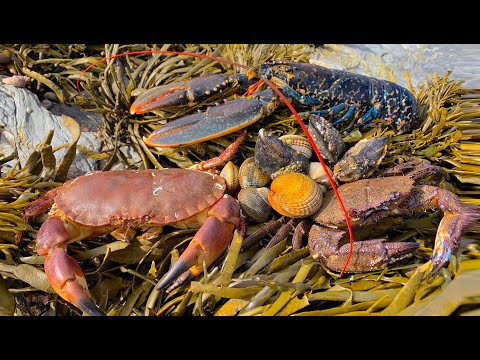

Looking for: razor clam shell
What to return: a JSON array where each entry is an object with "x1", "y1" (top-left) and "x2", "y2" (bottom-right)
[
  {"x1": 334, "y1": 136, "x2": 389, "y2": 182},
  {"x1": 308, "y1": 114, "x2": 346, "y2": 164},
  {"x1": 239, "y1": 157, "x2": 270, "y2": 188},
  {"x1": 238, "y1": 187, "x2": 272, "y2": 222},
  {"x1": 255, "y1": 128, "x2": 310, "y2": 179}
]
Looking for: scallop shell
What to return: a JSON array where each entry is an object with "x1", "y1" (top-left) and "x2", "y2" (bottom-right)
[
  {"x1": 268, "y1": 172, "x2": 323, "y2": 218},
  {"x1": 238, "y1": 187, "x2": 272, "y2": 222},
  {"x1": 220, "y1": 161, "x2": 240, "y2": 193},
  {"x1": 239, "y1": 157, "x2": 270, "y2": 188},
  {"x1": 279, "y1": 134, "x2": 313, "y2": 159}
]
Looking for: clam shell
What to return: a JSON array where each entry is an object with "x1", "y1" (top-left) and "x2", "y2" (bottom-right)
[
  {"x1": 220, "y1": 161, "x2": 239, "y2": 193},
  {"x1": 268, "y1": 172, "x2": 323, "y2": 218},
  {"x1": 238, "y1": 187, "x2": 272, "y2": 222},
  {"x1": 309, "y1": 162, "x2": 334, "y2": 188},
  {"x1": 279, "y1": 134, "x2": 313, "y2": 159},
  {"x1": 255, "y1": 128, "x2": 310, "y2": 179},
  {"x1": 239, "y1": 157, "x2": 270, "y2": 188}
]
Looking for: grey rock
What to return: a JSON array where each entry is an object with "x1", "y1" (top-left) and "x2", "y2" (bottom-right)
[{"x1": 0, "y1": 84, "x2": 102, "y2": 177}]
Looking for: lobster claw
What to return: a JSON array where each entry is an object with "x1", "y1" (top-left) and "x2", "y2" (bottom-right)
[
  {"x1": 143, "y1": 89, "x2": 282, "y2": 147},
  {"x1": 130, "y1": 73, "x2": 253, "y2": 115}
]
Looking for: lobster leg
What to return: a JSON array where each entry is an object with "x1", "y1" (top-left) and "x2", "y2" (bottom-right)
[
  {"x1": 35, "y1": 216, "x2": 104, "y2": 316},
  {"x1": 155, "y1": 194, "x2": 241, "y2": 293},
  {"x1": 144, "y1": 89, "x2": 281, "y2": 147}
]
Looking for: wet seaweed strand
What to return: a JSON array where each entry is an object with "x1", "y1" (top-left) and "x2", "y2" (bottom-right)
[{"x1": 74, "y1": 49, "x2": 356, "y2": 276}]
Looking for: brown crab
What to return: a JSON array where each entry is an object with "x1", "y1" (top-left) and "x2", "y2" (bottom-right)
[
  {"x1": 19, "y1": 168, "x2": 243, "y2": 316},
  {"x1": 270, "y1": 162, "x2": 480, "y2": 273}
]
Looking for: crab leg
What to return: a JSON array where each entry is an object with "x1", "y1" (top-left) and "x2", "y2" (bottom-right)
[
  {"x1": 155, "y1": 194, "x2": 241, "y2": 292},
  {"x1": 35, "y1": 216, "x2": 104, "y2": 316},
  {"x1": 308, "y1": 226, "x2": 419, "y2": 273},
  {"x1": 143, "y1": 89, "x2": 281, "y2": 147},
  {"x1": 394, "y1": 185, "x2": 480, "y2": 272}
]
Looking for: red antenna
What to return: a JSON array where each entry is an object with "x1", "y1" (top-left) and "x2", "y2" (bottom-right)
[{"x1": 76, "y1": 48, "x2": 354, "y2": 277}]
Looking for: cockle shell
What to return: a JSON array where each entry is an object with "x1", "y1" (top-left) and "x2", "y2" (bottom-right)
[
  {"x1": 238, "y1": 187, "x2": 272, "y2": 222},
  {"x1": 268, "y1": 172, "x2": 323, "y2": 218},
  {"x1": 279, "y1": 134, "x2": 313, "y2": 159},
  {"x1": 239, "y1": 157, "x2": 270, "y2": 188},
  {"x1": 220, "y1": 161, "x2": 240, "y2": 193}
]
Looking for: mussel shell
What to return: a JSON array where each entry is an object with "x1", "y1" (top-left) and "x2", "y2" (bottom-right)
[
  {"x1": 279, "y1": 134, "x2": 313, "y2": 159},
  {"x1": 220, "y1": 161, "x2": 240, "y2": 193},
  {"x1": 255, "y1": 128, "x2": 310, "y2": 179},
  {"x1": 268, "y1": 172, "x2": 323, "y2": 218},
  {"x1": 239, "y1": 157, "x2": 270, "y2": 188},
  {"x1": 308, "y1": 114, "x2": 346, "y2": 164},
  {"x1": 238, "y1": 187, "x2": 272, "y2": 222},
  {"x1": 334, "y1": 136, "x2": 388, "y2": 182}
]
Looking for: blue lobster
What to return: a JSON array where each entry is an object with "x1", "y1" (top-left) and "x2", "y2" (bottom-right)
[{"x1": 129, "y1": 60, "x2": 420, "y2": 148}]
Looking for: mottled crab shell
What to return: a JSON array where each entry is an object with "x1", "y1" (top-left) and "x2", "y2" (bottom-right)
[
  {"x1": 268, "y1": 172, "x2": 323, "y2": 218},
  {"x1": 313, "y1": 175, "x2": 415, "y2": 228},
  {"x1": 54, "y1": 169, "x2": 226, "y2": 226}
]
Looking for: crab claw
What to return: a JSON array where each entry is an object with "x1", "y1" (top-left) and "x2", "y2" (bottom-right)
[
  {"x1": 130, "y1": 73, "x2": 254, "y2": 115},
  {"x1": 143, "y1": 88, "x2": 281, "y2": 148},
  {"x1": 36, "y1": 216, "x2": 105, "y2": 316},
  {"x1": 308, "y1": 225, "x2": 419, "y2": 273},
  {"x1": 155, "y1": 195, "x2": 241, "y2": 292},
  {"x1": 430, "y1": 201, "x2": 480, "y2": 273}
]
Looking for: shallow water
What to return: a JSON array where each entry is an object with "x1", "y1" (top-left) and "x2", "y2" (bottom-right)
[{"x1": 312, "y1": 44, "x2": 480, "y2": 89}]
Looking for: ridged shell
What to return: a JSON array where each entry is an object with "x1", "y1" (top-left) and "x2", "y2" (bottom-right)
[
  {"x1": 220, "y1": 161, "x2": 239, "y2": 193},
  {"x1": 279, "y1": 134, "x2": 313, "y2": 159},
  {"x1": 239, "y1": 157, "x2": 270, "y2": 188},
  {"x1": 238, "y1": 187, "x2": 272, "y2": 222},
  {"x1": 268, "y1": 172, "x2": 323, "y2": 218},
  {"x1": 309, "y1": 162, "x2": 334, "y2": 188}
]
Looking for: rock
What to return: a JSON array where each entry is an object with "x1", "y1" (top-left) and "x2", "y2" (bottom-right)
[{"x1": 0, "y1": 84, "x2": 102, "y2": 177}]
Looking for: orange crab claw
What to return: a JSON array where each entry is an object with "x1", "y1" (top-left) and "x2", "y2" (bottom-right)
[
  {"x1": 155, "y1": 194, "x2": 241, "y2": 292},
  {"x1": 37, "y1": 216, "x2": 104, "y2": 316}
]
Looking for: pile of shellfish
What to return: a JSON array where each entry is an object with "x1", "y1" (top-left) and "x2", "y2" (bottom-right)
[{"x1": 220, "y1": 115, "x2": 390, "y2": 223}]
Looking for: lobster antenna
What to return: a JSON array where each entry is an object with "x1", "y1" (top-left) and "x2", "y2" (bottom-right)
[{"x1": 76, "y1": 48, "x2": 355, "y2": 277}]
